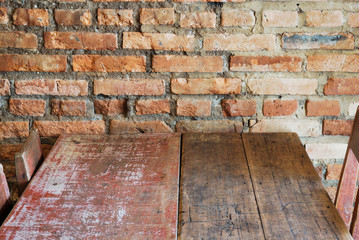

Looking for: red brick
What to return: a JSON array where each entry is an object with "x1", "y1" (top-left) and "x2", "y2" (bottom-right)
[
  {"x1": 13, "y1": 9, "x2": 49, "y2": 26},
  {"x1": 221, "y1": 99, "x2": 256, "y2": 117},
  {"x1": 171, "y1": 78, "x2": 241, "y2": 95},
  {"x1": 221, "y1": 10, "x2": 255, "y2": 27},
  {"x1": 45, "y1": 32, "x2": 117, "y2": 50},
  {"x1": 263, "y1": 100, "x2": 297, "y2": 116},
  {"x1": 136, "y1": 99, "x2": 170, "y2": 115},
  {"x1": 203, "y1": 34, "x2": 275, "y2": 51},
  {"x1": 262, "y1": 11, "x2": 298, "y2": 27},
  {"x1": 97, "y1": 9, "x2": 133, "y2": 26},
  {"x1": 0, "y1": 122, "x2": 29, "y2": 140},
  {"x1": 0, "y1": 79, "x2": 9, "y2": 95},
  {"x1": 33, "y1": 120, "x2": 105, "y2": 137},
  {"x1": 153, "y1": 55, "x2": 222, "y2": 73},
  {"x1": 0, "y1": 31, "x2": 37, "y2": 49},
  {"x1": 306, "y1": 11, "x2": 343, "y2": 27},
  {"x1": 123, "y1": 32, "x2": 196, "y2": 51},
  {"x1": 55, "y1": 9, "x2": 91, "y2": 26},
  {"x1": 174, "y1": 0, "x2": 244, "y2": 3},
  {"x1": 9, "y1": 99, "x2": 45, "y2": 116},
  {"x1": 306, "y1": 100, "x2": 340, "y2": 116},
  {"x1": 94, "y1": 99, "x2": 127, "y2": 116},
  {"x1": 282, "y1": 33, "x2": 354, "y2": 50},
  {"x1": 307, "y1": 55, "x2": 359, "y2": 72},
  {"x1": 325, "y1": 187, "x2": 337, "y2": 203},
  {"x1": 326, "y1": 164, "x2": 342, "y2": 180},
  {"x1": 0, "y1": 8, "x2": 8, "y2": 24},
  {"x1": 94, "y1": 79, "x2": 164, "y2": 96},
  {"x1": 15, "y1": 79, "x2": 88, "y2": 96},
  {"x1": 177, "y1": 99, "x2": 211, "y2": 117},
  {"x1": 0, "y1": 55, "x2": 66, "y2": 72},
  {"x1": 51, "y1": 100, "x2": 86, "y2": 116},
  {"x1": 230, "y1": 56, "x2": 302, "y2": 72},
  {"x1": 176, "y1": 120, "x2": 243, "y2": 133},
  {"x1": 180, "y1": 12, "x2": 216, "y2": 28},
  {"x1": 73, "y1": 55, "x2": 145, "y2": 72},
  {"x1": 140, "y1": 8, "x2": 174, "y2": 25},
  {"x1": 324, "y1": 78, "x2": 359, "y2": 95},
  {"x1": 348, "y1": 13, "x2": 359, "y2": 28},
  {"x1": 323, "y1": 120, "x2": 353, "y2": 136},
  {"x1": 110, "y1": 120, "x2": 172, "y2": 134}
]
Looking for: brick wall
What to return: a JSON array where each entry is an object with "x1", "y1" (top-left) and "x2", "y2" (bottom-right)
[{"x1": 0, "y1": 0, "x2": 358, "y2": 195}]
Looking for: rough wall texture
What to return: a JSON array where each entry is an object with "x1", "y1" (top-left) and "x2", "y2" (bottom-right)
[{"x1": 0, "y1": 0, "x2": 359, "y2": 196}]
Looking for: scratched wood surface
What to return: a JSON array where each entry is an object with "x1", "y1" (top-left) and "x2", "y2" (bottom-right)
[
  {"x1": 242, "y1": 133, "x2": 351, "y2": 240},
  {"x1": 0, "y1": 133, "x2": 180, "y2": 239},
  {"x1": 178, "y1": 133, "x2": 265, "y2": 239}
]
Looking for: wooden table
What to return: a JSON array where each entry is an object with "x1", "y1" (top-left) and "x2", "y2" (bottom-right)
[{"x1": 0, "y1": 133, "x2": 352, "y2": 239}]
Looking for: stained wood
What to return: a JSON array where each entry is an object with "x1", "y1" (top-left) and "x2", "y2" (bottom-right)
[
  {"x1": 178, "y1": 133, "x2": 265, "y2": 239},
  {"x1": 243, "y1": 133, "x2": 351, "y2": 240},
  {"x1": 0, "y1": 133, "x2": 180, "y2": 239}
]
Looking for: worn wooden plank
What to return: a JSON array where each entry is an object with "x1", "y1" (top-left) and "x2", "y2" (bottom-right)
[
  {"x1": 243, "y1": 133, "x2": 352, "y2": 240},
  {"x1": 0, "y1": 133, "x2": 180, "y2": 239},
  {"x1": 178, "y1": 133, "x2": 265, "y2": 239}
]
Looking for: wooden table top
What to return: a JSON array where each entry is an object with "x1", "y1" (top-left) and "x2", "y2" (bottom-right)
[{"x1": 0, "y1": 133, "x2": 352, "y2": 239}]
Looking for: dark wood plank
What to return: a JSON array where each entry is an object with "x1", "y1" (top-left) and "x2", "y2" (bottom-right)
[
  {"x1": 0, "y1": 133, "x2": 180, "y2": 239},
  {"x1": 243, "y1": 133, "x2": 351, "y2": 240},
  {"x1": 178, "y1": 133, "x2": 265, "y2": 239}
]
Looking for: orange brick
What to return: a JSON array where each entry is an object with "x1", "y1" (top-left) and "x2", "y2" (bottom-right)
[
  {"x1": 263, "y1": 100, "x2": 297, "y2": 116},
  {"x1": 171, "y1": 78, "x2": 241, "y2": 95},
  {"x1": 45, "y1": 32, "x2": 117, "y2": 50},
  {"x1": 0, "y1": 8, "x2": 9, "y2": 24},
  {"x1": 9, "y1": 99, "x2": 45, "y2": 116},
  {"x1": 176, "y1": 120, "x2": 243, "y2": 133},
  {"x1": 326, "y1": 164, "x2": 342, "y2": 180},
  {"x1": 97, "y1": 9, "x2": 133, "y2": 26},
  {"x1": 324, "y1": 78, "x2": 359, "y2": 95},
  {"x1": 0, "y1": 31, "x2": 37, "y2": 49},
  {"x1": 180, "y1": 12, "x2": 216, "y2": 28},
  {"x1": 33, "y1": 120, "x2": 105, "y2": 137},
  {"x1": 51, "y1": 100, "x2": 86, "y2": 116},
  {"x1": 15, "y1": 79, "x2": 88, "y2": 96},
  {"x1": 177, "y1": 99, "x2": 211, "y2": 117},
  {"x1": 136, "y1": 99, "x2": 170, "y2": 115},
  {"x1": 323, "y1": 120, "x2": 353, "y2": 136},
  {"x1": 55, "y1": 9, "x2": 91, "y2": 26},
  {"x1": 153, "y1": 55, "x2": 222, "y2": 73},
  {"x1": 140, "y1": 8, "x2": 174, "y2": 25},
  {"x1": 73, "y1": 55, "x2": 146, "y2": 72},
  {"x1": 123, "y1": 32, "x2": 196, "y2": 51},
  {"x1": 349, "y1": 13, "x2": 359, "y2": 28},
  {"x1": 222, "y1": 99, "x2": 256, "y2": 117},
  {"x1": 110, "y1": 120, "x2": 172, "y2": 134},
  {"x1": 307, "y1": 55, "x2": 359, "y2": 72},
  {"x1": 94, "y1": 99, "x2": 127, "y2": 116},
  {"x1": 174, "y1": 0, "x2": 244, "y2": 2},
  {"x1": 325, "y1": 187, "x2": 337, "y2": 203},
  {"x1": 13, "y1": 9, "x2": 49, "y2": 26},
  {"x1": 306, "y1": 100, "x2": 340, "y2": 116},
  {"x1": 0, "y1": 79, "x2": 9, "y2": 95},
  {"x1": 262, "y1": 10, "x2": 298, "y2": 27},
  {"x1": 0, "y1": 55, "x2": 67, "y2": 72},
  {"x1": 0, "y1": 122, "x2": 29, "y2": 140},
  {"x1": 230, "y1": 56, "x2": 302, "y2": 72},
  {"x1": 203, "y1": 34, "x2": 275, "y2": 51},
  {"x1": 306, "y1": 11, "x2": 343, "y2": 27},
  {"x1": 221, "y1": 10, "x2": 255, "y2": 27}
]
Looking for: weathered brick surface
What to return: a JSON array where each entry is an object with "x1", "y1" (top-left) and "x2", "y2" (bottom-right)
[
  {"x1": 15, "y1": 79, "x2": 88, "y2": 96},
  {"x1": 0, "y1": 79, "x2": 10, "y2": 95},
  {"x1": 110, "y1": 120, "x2": 172, "y2": 134},
  {"x1": 136, "y1": 99, "x2": 170, "y2": 115},
  {"x1": 51, "y1": 100, "x2": 86, "y2": 116},
  {"x1": 9, "y1": 99, "x2": 46, "y2": 116},
  {"x1": 33, "y1": 120, "x2": 105, "y2": 137},
  {"x1": 0, "y1": 31, "x2": 37, "y2": 49},
  {"x1": 180, "y1": 12, "x2": 216, "y2": 28},
  {"x1": 54, "y1": 9, "x2": 91, "y2": 26},
  {"x1": 324, "y1": 78, "x2": 359, "y2": 95},
  {"x1": 306, "y1": 11, "x2": 343, "y2": 27},
  {"x1": 0, "y1": 122, "x2": 29, "y2": 140},
  {"x1": 349, "y1": 102, "x2": 359, "y2": 116},
  {"x1": 305, "y1": 143, "x2": 347, "y2": 159},
  {"x1": 98, "y1": 9, "x2": 133, "y2": 26},
  {"x1": 171, "y1": 78, "x2": 241, "y2": 95},
  {"x1": 73, "y1": 55, "x2": 146, "y2": 72},
  {"x1": 13, "y1": 9, "x2": 49, "y2": 26},
  {"x1": 94, "y1": 99, "x2": 127, "y2": 116},
  {"x1": 140, "y1": 8, "x2": 174, "y2": 25},
  {"x1": 326, "y1": 164, "x2": 342, "y2": 181},
  {"x1": 262, "y1": 10, "x2": 298, "y2": 27},
  {"x1": 204, "y1": 34, "x2": 275, "y2": 51},
  {"x1": 45, "y1": 32, "x2": 117, "y2": 50},
  {"x1": 153, "y1": 56, "x2": 222, "y2": 72},
  {"x1": 263, "y1": 100, "x2": 297, "y2": 116},
  {"x1": 177, "y1": 99, "x2": 211, "y2": 117},
  {"x1": 176, "y1": 120, "x2": 243, "y2": 133},
  {"x1": 0, "y1": 8, "x2": 8, "y2": 24},
  {"x1": 306, "y1": 100, "x2": 340, "y2": 116},
  {"x1": 323, "y1": 120, "x2": 353, "y2": 136},
  {"x1": 307, "y1": 55, "x2": 359, "y2": 72},
  {"x1": 0, "y1": 55, "x2": 67, "y2": 72},
  {"x1": 94, "y1": 79, "x2": 164, "y2": 95},
  {"x1": 221, "y1": 10, "x2": 255, "y2": 27},
  {"x1": 349, "y1": 13, "x2": 359, "y2": 28},
  {"x1": 222, "y1": 99, "x2": 256, "y2": 117},
  {"x1": 230, "y1": 56, "x2": 302, "y2": 72}
]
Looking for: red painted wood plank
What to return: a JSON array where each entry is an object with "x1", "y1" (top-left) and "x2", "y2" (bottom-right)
[{"x1": 0, "y1": 134, "x2": 180, "y2": 239}]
